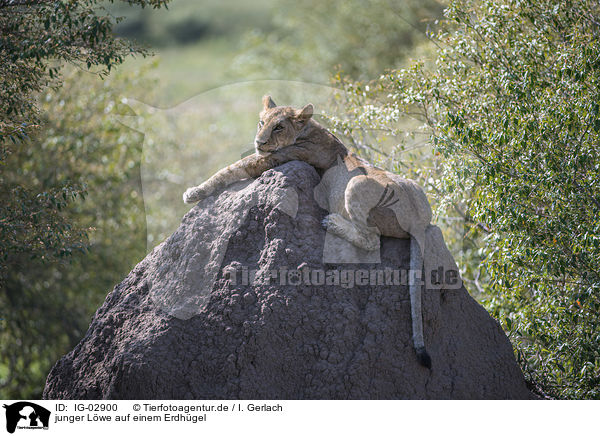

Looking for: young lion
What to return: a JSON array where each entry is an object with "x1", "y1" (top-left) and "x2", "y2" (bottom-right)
[{"x1": 183, "y1": 96, "x2": 433, "y2": 368}]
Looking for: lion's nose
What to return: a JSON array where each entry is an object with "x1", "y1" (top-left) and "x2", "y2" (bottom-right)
[{"x1": 255, "y1": 139, "x2": 266, "y2": 148}]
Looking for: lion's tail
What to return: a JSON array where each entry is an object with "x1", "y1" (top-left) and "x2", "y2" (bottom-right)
[{"x1": 410, "y1": 235, "x2": 432, "y2": 369}]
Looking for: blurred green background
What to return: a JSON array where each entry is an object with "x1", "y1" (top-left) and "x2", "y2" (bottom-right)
[{"x1": 2, "y1": 0, "x2": 598, "y2": 399}]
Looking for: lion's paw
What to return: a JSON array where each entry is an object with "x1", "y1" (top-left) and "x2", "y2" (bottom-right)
[{"x1": 183, "y1": 185, "x2": 211, "y2": 204}]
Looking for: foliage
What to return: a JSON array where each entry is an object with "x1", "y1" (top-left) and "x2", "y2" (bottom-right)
[
  {"x1": 338, "y1": 0, "x2": 600, "y2": 398},
  {"x1": 0, "y1": 66, "x2": 149, "y2": 398},
  {"x1": 0, "y1": 0, "x2": 167, "y2": 280},
  {"x1": 0, "y1": 0, "x2": 167, "y2": 143},
  {"x1": 0, "y1": 0, "x2": 166, "y2": 397}
]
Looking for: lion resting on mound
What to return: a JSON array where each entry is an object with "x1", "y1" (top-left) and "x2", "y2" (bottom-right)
[{"x1": 184, "y1": 96, "x2": 433, "y2": 368}]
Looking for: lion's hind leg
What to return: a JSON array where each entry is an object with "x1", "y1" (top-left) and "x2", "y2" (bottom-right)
[
  {"x1": 322, "y1": 213, "x2": 380, "y2": 251},
  {"x1": 322, "y1": 175, "x2": 383, "y2": 251}
]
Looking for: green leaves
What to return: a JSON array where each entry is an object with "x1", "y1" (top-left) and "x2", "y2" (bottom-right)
[
  {"x1": 0, "y1": 0, "x2": 166, "y2": 398},
  {"x1": 0, "y1": 66, "x2": 150, "y2": 398},
  {"x1": 340, "y1": 0, "x2": 600, "y2": 399},
  {"x1": 0, "y1": 0, "x2": 165, "y2": 144}
]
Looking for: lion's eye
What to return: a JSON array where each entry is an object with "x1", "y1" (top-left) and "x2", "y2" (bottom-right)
[
  {"x1": 258, "y1": 120, "x2": 264, "y2": 128},
  {"x1": 273, "y1": 125, "x2": 284, "y2": 132}
]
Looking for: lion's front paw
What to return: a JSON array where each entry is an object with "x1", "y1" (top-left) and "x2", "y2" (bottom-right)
[
  {"x1": 183, "y1": 188, "x2": 196, "y2": 204},
  {"x1": 183, "y1": 184, "x2": 211, "y2": 204}
]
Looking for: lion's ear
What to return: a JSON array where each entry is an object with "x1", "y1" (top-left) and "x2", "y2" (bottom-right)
[
  {"x1": 295, "y1": 103, "x2": 313, "y2": 122},
  {"x1": 262, "y1": 95, "x2": 277, "y2": 109}
]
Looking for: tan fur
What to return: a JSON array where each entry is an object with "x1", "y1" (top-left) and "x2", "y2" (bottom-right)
[{"x1": 183, "y1": 96, "x2": 433, "y2": 367}]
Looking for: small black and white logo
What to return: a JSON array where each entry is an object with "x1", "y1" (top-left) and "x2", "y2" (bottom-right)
[{"x1": 3, "y1": 402, "x2": 50, "y2": 433}]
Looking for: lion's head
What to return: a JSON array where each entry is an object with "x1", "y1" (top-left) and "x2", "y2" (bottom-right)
[{"x1": 254, "y1": 95, "x2": 313, "y2": 156}]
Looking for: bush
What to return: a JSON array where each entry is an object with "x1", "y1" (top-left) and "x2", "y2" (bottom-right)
[
  {"x1": 0, "y1": 66, "x2": 150, "y2": 398},
  {"x1": 338, "y1": 0, "x2": 600, "y2": 398}
]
